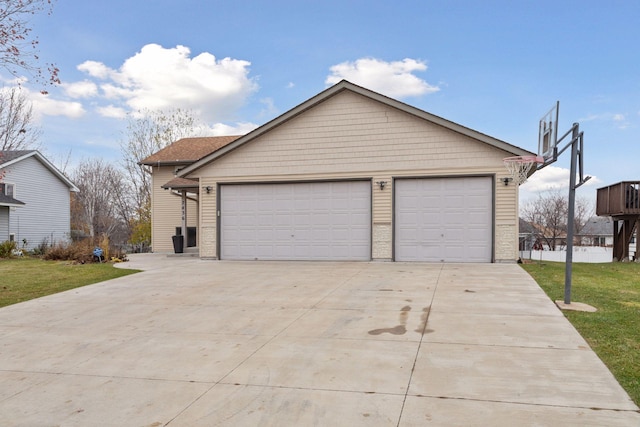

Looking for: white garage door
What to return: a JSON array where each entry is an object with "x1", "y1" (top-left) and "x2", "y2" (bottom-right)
[
  {"x1": 395, "y1": 177, "x2": 493, "y2": 262},
  {"x1": 220, "y1": 181, "x2": 371, "y2": 260}
]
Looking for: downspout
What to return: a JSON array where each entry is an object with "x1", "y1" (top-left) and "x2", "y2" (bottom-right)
[{"x1": 181, "y1": 190, "x2": 187, "y2": 243}]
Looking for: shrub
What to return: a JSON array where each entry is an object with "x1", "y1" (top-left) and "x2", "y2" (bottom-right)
[
  {"x1": 44, "y1": 240, "x2": 94, "y2": 263},
  {"x1": 31, "y1": 238, "x2": 50, "y2": 256},
  {"x1": 0, "y1": 240, "x2": 17, "y2": 258},
  {"x1": 98, "y1": 234, "x2": 110, "y2": 261},
  {"x1": 42, "y1": 238, "x2": 129, "y2": 264}
]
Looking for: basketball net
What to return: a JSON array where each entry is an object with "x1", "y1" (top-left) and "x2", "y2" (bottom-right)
[{"x1": 503, "y1": 156, "x2": 544, "y2": 186}]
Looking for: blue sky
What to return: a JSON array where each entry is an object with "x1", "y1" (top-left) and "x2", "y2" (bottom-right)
[{"x1": 11, "y1": 0, "x2": 640, "y2": 203}]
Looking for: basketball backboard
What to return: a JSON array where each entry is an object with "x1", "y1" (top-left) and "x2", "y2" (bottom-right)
[{"x1": 538, "y1": 101, "x2": 559, "y2": 163}]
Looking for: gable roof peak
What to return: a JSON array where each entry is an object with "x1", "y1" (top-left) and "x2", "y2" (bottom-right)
[
  {"x1": 0, "y1": 150, "x2": 78, "y2": 191},
  {"x1": 178, "y1": 80, "x2": 535, "y2": 177}
]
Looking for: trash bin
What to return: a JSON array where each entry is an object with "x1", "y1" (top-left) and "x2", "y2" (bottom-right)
[{"x1": 172, "y1": 235, "x2": 184, "y2": 253}]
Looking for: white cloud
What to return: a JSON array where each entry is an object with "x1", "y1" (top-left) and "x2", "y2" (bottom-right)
[
  {"x1": 96, "y1": 104, "x2": 127, "y2": 119},
  {"x1": 612, "y1": 113, "x2": 630, "y2": 129},
  {"x1": 30, "y1": 93, "x2": 86, "y2": 119},
  {"x1": 0, "y1": 85, "x2": 85, "y2": 120},
  {"x1": 325, "y1": 58, "x2": 439, "y2": 98},
  {"x1": 521, "y1": 165, "x2": 570, "y2": 192},
  {"x1": 258, "y1": 97, "x2": 278, "y2": 118},
  {"x1": 76, "y1": 44, "x2": 258, "y2": 120},
  {"x1": 77, "y1": 60, "x2": 113, "y2": 79},
  {"x1": 63, "y1": 80, "x2": 98, "y2": 98},
  {"x1": 580, "y1": 112, "x2": 629, "y2": 129},
  {"x1": 208, "y1": 122, "x2": 259, "y2": 136},
  {"x1": 519, "y1": 165, "x2": 600, "y2": 202}
]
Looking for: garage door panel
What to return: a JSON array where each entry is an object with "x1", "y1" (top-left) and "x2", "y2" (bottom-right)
[
  {"x1": 221, "y1": 182, "x2": 371, "y2": 260},
  {"x1": 445, "y1": 229, "x2": 465, "y2": 242},
  {"x1": 421, "y1": 212, "x2": 441, "y2": 223},
  {"x1": 395, "y1": 177, "x2": 492, "y2": 263},
  {"x1": 255, "y1": 229, "x2": 274, "y2": 241},
  {"x1": 444, "y1": 245, "x2": 464, "y2": 257},
  {"x1": 443, "y1": 196, "x2": 465, "y2": 208},
  {"x1": 350, "y1": 227, "x2": 371, "y2": 240},
  {"x1": 467, "y1": 227, "x2": 489, "y2": 241}
]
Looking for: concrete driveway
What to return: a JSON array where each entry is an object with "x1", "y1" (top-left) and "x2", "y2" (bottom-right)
[{"x1": 0, "y1": 255, "x2": 638, "y2": 426}]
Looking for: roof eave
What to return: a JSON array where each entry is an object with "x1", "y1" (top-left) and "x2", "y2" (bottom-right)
[
  {"x1": 161, "y1": 183, "x2": 199, "y2": 190},
  {"x1": 139, "y1": 160, "x2": 194, "y2": 167}
]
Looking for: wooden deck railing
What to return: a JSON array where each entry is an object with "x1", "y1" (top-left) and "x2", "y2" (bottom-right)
[{"x1": 596, "y1": 181, "x2": 640, "y2": 216}]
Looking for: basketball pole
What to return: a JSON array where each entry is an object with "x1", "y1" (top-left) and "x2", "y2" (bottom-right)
[
  {"x1": 558, "y1": 123, "x2": 590, "y2": 304},
  {"x1": 564, "y1": 124, "x2": 580, "y2": 304},
  {"x1": 537, "y1": 119, "x2": 590, "y2": 305}
]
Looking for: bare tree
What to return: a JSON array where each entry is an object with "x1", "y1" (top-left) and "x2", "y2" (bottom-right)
[
  {"x1": 521, "y1": 190, "x2": 594, "y2": 250},
  {"x1": 119, "y1": 109, "x2": 200, "y2": 243},
  {"x1": 0, "y1": 86, "x2": 39, "y2": 150},
  {"x1": 71, "y1": 158, "x2": 127, "y2": 243},
  {"x1": 0, "y1": 0, "x2": 60, "y2": 90},
  {"x1": 573, "y1": 196, "x2": 594, "y2": 241}
]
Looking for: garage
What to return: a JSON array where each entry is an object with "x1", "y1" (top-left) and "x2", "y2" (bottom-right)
[
  {"x1": 395, "y1": 177, "x2": 493, "y2": 262},
  {"x1": 220, "y1": 181, "x2": 371, "y2": 260}
]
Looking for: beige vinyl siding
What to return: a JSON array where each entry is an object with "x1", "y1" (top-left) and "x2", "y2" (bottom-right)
[
  {"x1": 189, "y1": 90, "x2": 520, "y2": 262},
  {"x1": 495, "y1": 180, "x2": 518, "y2": 261},
  {"x1": 150, "y1": 166, "x2": 198, "y2": 253},
  {"x1": 199, "y1": 178, "x2": 217, "y2": 258},
  {"x1": 192, "y1": 91, "x2": 506, "y2": 178},
  {"x1": 373, "y1": 175, "x2": 392, "y2": 224}
]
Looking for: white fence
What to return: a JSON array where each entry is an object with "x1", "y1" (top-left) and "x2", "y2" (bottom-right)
[{"x1": 521, "y1": 247, "x2": 614, "y2": 263}]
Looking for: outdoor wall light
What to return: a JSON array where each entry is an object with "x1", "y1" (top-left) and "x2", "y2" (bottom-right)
[
  {"x1": 502, "y1": 177, "x2": 513, "y2": 186},
  {"x1": 205, "y1": 186, "x2": 213, "y2": 194},
  {"x1": 376, "y1": 181, "x2": 387, "y2": 190}
]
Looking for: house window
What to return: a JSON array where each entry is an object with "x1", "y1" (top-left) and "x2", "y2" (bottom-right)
[
  {"x1": 9, "y1": 233, "x2": 14, "y2": 242},
  {"x1": 594, "y1": 237, "x2": 606, "y2": 247},
  {"x1": 1, "y1": 182, "x2": 14, "y2": 197}
]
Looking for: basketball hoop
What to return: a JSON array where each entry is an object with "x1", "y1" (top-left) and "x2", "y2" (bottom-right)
[{"x1": 503, "y1": 155, "x2": 544, "y2": 186}]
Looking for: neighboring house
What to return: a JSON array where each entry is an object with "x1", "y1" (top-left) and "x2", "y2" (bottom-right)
[
  {"x1": 519, "y1": 220, "x2": 566, "y2": 251},
  {"x1": 520, "y1": 216, "x2": 616, "y2": 252},
  {"x1": 139, "y1": 136, "x2": 241, "y2": 253},
  {"x1": 0, "y1": 151, "x2": 78, "y2": 250},
  {"x1": 148, "y1": 80, "x2": 536, "y2": 262},
  {"x1": 519, "y1": 218, "x2": 538, "y2": 252},
  {"x1": 578, "y1": 216, "x2": 614, "y2": 247}
]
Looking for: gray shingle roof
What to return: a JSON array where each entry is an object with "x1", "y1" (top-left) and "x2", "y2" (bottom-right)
[
  {"x1": 0, "y1": 150, "x2": 37, "y2": 166},
  {"x1": 139, "y1": 136, "x2": 242, "y2": 166},
  {"x1": 580, "y1": 217, "x2": 613, "y2": 236},
  {"x1": 0, "y1": 192, "x2": 25, "y2": 206}
]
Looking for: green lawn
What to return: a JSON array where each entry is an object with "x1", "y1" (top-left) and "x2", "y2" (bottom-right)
[
  {"x1": 521, "y1": 261, "x2": 640, "y2": 405},
  {"x1": 0, "y1": 257, "x2": 140, "y2": 308}
]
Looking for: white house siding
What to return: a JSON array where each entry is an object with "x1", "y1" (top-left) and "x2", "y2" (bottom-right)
[
  {"x1": 150, "y1": 166, "x2": 198, "y2": 253},
  {"x1": 0, "y1": 207, "x2": 8, "y2": 241},
  {"x1": 5, "y1": 156, "x2": 70, "y2": 250},
  {"x1": 189, "y1": 90, "x2": 520, "y2": 262}
]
